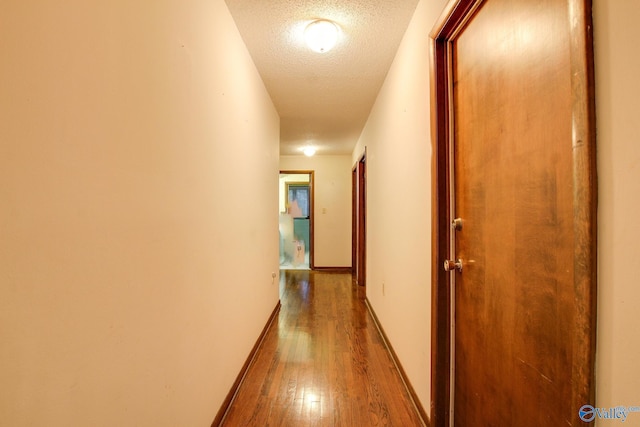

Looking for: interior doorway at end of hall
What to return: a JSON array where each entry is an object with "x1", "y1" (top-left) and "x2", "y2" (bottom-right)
[{"x1": 279, "y1": 171, "x2": 314, "y2": 271}]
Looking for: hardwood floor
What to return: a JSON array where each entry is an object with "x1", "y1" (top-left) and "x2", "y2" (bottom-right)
[{"x1": 220, "y1": 270, "x2": 425, "y2": 426}]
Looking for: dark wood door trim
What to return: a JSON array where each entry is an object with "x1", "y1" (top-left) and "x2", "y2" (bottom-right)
[
  {"x1": 280, "y1": 170, "x2": 315, "y2": 269},
  {"x1": 567, "y1": 0, "x2": 598, "y2": 413},
  {"x1": 428, "y1": 1, "x2": 597, "y2": 425},
  {"x1": 351, "y1": 152, "x2": 367, "y2": 287},
  {"x1": 352, "y1": 164, "x2": 357, "y2": 276},
  {"x1": 358, "y1": 155, "x2": 366, "y2": 287}
]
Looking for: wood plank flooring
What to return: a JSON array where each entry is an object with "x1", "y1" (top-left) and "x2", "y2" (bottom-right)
[{"x1": 220, "y1": 270, "x2": 425, "y2": 426}]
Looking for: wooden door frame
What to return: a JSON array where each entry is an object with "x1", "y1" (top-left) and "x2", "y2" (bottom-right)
[
  {"x1": 352, "y1": 152, "x2": 366, "y2": 287},
  {"x1": 428, "y1": 1, "x2": 597, "y2": 425},
  {"x1": 352, "y1": 165, "x2": 357, "y2": 276},
  {"x1": 280, "y1": 170, "x2": 315, "y2": 270}
]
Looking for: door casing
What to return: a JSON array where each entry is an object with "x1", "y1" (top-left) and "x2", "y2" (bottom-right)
[{"x1": 352, "y1": 153, "x2": 367, "y2": 288}]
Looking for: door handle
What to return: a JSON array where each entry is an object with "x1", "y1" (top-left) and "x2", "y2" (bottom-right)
[{"x1": 444, "y1": 258, "x2": 463, "y2": 272}]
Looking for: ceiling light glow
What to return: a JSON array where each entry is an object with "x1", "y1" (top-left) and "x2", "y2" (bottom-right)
[
  {"x1": 303, "y1": 146, "x2": 317, "y2": 156},
  {"x1": 304, "y1": 20, "x2": 339, "y2": 53}
]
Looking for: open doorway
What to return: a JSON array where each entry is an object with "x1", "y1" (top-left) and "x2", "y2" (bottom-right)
[{"x1": 279, "y1": 171, "x2": 314, "y2": 270}]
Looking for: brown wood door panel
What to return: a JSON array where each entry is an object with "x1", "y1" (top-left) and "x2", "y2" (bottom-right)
[{"x1": 430, "y1": 0, "x2": 597, "y2": 426}]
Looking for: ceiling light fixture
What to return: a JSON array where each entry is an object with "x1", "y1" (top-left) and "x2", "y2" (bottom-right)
[
  {"x1": 303, "y1": 146, "x2": 317, "y2": 157},
  {"x1": 304, "y1": 19, "x2": 339, "y2": 53}
]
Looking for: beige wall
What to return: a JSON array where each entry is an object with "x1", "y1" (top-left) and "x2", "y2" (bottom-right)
[
  {"x1": 280, "y1": 155, "x2": 352, "y2": 267},
  {"x1": 594, "y1": 0, "x2": 640, "y2": 410},
  {"x1": 352, "y1": 0, "x2": 448, "y2": 410},
  {"x1": 0, "y1": 1, "x2": 280, "y2": 426}
]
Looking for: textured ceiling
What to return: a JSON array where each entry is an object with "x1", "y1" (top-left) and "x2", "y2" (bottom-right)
[{"x1": 225, "y1": 0, "x2": 419, "y2": 155}]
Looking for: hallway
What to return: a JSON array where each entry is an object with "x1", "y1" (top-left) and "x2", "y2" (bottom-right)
[{"x1": 220, "y1": 271, "x2": 425, "y2": 426}]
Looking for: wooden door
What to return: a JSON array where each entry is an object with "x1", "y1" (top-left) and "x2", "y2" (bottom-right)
[{"x1": 430, "y1": 0, "x2": 597, "y2": 426}]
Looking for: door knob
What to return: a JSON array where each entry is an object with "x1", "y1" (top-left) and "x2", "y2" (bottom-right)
[{"x1": 444, "y1": 258, "x2": 463, "y2": 272}]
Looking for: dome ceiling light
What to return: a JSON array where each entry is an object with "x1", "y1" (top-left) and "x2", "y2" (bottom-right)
[
  {"x1": 303, "y1": 146, "x2": 317, "y2": 157},
  {"x1": 304, "y1": 19, "x2": 339, "y2": 53}
]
